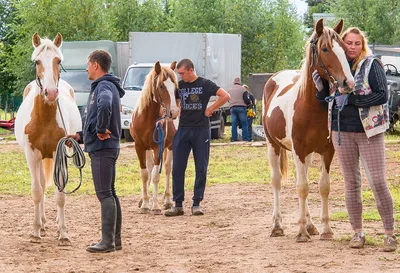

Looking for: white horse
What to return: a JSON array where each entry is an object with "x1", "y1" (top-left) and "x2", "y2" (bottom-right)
[{"x1": 14, "y1": 33, "x2": 82, "y2": 245}]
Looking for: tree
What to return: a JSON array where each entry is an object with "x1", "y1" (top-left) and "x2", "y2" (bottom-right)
[
  {"x1": 0, "y1": 0, "x2": 17, "y2": 111},
  {"x1": 330, "y1": 0, "x2": 397, "y2": 44}
]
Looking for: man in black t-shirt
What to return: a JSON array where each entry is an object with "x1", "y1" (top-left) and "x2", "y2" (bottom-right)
[{"x1": 165, "y1": 58, "x2": 230, "y2": 216}]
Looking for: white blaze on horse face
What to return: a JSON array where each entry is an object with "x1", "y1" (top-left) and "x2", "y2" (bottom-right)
[
  {"x1": 164, "y1": 77, "x2": 179, "y2": 118},
  {"x1": 331, "y1": 40, "x2": 355, "y2": 89},
  {"x1": 35, "y1": 48, "x2": 61, "y2": 103}
]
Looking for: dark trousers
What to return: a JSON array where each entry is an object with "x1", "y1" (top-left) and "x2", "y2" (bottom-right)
[
  {"x1": 89, "y1": 148, "x2": 120, "y2": 201},
  {"x1": 172, "y1": 127, "x2": 210, "y2": 204},
  {"x1": 247, "y1": 117, "x2": 253, "y2": 140}
]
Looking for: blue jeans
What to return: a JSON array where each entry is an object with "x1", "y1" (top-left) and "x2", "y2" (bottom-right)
[{"x1": 230, "y1": 106, "x2": 249, "y2": 141}]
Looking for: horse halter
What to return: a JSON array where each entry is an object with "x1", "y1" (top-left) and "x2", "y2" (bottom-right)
[
  {"x1": 153, "y1": 75, "x2": 173, "y2": 119},
  {"x1": 34, "y1": 60, "x2": 65, "y2": 96},
  {"x1": 310, "y1": 37, "x2": 338, "y2": 88}
]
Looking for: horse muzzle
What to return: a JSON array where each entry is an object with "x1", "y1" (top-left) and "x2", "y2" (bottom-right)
[{"x1": 44, "y1": 88, "x2": 59, "y2": 103}]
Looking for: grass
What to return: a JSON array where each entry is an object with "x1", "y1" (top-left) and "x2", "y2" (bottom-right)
[{"x1": 1, "y1": 122, "x2": 400, "y2": 225}]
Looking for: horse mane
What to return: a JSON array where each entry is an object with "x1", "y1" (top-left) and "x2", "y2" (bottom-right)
[
  {"x1": 299, "y1": 26, "x2": 342, "y2": 96},
  {"x1": 31, "y1": 37, "x2": 63, "y2": 61},
  {"x1": 135, "y1": 65, "x2": 178, "y2": 114}
]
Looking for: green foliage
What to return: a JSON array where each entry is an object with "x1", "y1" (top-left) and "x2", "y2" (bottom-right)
[
  {"x1": 3, "y1": 0, "x2": 308, "y2": 96},
  {"x1": 330, "y1": 0, "x2": 398, "y2": 44}
]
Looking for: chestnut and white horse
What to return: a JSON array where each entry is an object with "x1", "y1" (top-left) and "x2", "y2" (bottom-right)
[
  {"x1": 129, "y1": 61, "x2": 179, "y2": 214},
  {"x1": 14, "y1": 33, "x2": 81, "y2": 245},
  {"x1": 263, "y1": 19, "x2": 355, "y2": 242}
]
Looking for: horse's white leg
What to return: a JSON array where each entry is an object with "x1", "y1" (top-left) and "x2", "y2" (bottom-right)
[
  {"x1": 294, "y1": 152, "x2": 313, "y2": 242},
  {"x1": 163, "y1": 149, "x2": 173, "y2": 210},
  {"x1": 151, "y1": 165, "x2": 162, "y2": 214},
  {"x1": 268, "y1": 144, "x2": 284, "y2": 237},
  {"x1": 54, "y1": 186, "x2": 71, "y2": 245},
  {"x1": 38, "y1": 160, "x2": 46, "y2": 237},
  {"x1": 25, "y1": 149, "x2": 42, "y2": 243},
  {"x1": 319, "y1": 154, "x2": 334, "y2": 240},
  {"x1": 139, "y1": 150, "x2": 153, "y2": 213}
]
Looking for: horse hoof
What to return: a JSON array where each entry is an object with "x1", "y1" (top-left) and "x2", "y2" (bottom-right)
[
  {"x1": 140, "y1": 208, "x2": 151, "y2": 214},
  {"x1": 152, "y1": 209, "x2": 162, "y2": 215},
  {"x1": 307, "y1": 225, "x2": 319, "y2": 236},
  {"x1": 30, "y1": 235, "x2": 41, "y2": 243},
  {"x1": 320, "y1": 232, "x2": 334, "y2": 240},
  {"x1": 164, "y1": 203, "x2": 173, "y2": 210},
  {"x1": 40, "y1": 228, "x2": 46, "y2": 237},
  {"x1": 138, "y1": 199, "x2": 143, "y2": 208},
  {"x1": 270, "y1": 227, "x2": 285, "y2": 237},
  {"x1": 296, "y1": 234, "x2": 311, "y2": 243},
  {"x1": 58, "y1": 238, "x2": 72, "y2": 246}
]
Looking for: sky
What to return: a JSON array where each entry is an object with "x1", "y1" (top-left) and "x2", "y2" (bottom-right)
[{"x1": 290, "y1": 0, "x2": 308, "y2": 16}]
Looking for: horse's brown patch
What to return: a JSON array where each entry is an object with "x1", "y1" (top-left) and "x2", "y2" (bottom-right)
[
  {"x1": 52, "y1": 57, "x2": 61, "y2": 84},
  {"x1": 263, "y1": 77, "x2": 284, "y2": 155},
  {"x1": 69, "y1": 88, "x2": 74, "y2": 100},
  {"x1": 25, "y1": 94, "x2": 64, "y2": 159},
  {"x1": 36, "y1": 61, "x2": 44, "y2": 82},
  {"x1": 23, "y1": 85, "x2": 32, "y2": 100},
  {"x1": 266, "y1": 106, "x2": 287, "y2": 142},
  {"x1": 291, "y1": 92, "x2": 332, "y2": 164}
]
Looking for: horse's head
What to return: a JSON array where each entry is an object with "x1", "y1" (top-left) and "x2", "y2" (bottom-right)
[
  {"x1": 152, "y1": 61, "x2": 179, "y2": 119},
  {"x1": 308, "y1": 19, "x2": 355, "y2": 90},
  {"x1": 31, "y1": 33, "x2": 63, "y2": 104}
]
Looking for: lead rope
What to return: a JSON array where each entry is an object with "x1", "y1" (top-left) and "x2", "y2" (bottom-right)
[
  {"x1": 325, "y1": 91, "x2": 350, "y2": 146},
  {"x1": 53, "y1": 100, "x2": 86, "y2": 194},
  {"x1": 153, "y1": 116, "x2": 167, "y2": 174}
]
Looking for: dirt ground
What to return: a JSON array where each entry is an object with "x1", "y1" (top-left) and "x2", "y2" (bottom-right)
[{"x1": 0, "y1": 142, "x2": 399, "y2": 273}]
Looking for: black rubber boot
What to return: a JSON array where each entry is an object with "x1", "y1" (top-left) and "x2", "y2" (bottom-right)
[
  {"x1": 87, "y1": 197, "x2": 116, "y2": 253},
  {"x1": 115, "y1": 196, "x2": 122, "y2": 250}
]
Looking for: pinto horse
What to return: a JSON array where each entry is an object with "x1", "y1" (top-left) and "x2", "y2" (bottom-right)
[
  {"x1": 263, "y1": 19, "x2": 355, "y2": 242},
  {"x1": 130, "y1": 61, "x2": 179, "y2": 214},
  {"x1": 14, "y1": 33, "x2": 81, "y2": 245}
]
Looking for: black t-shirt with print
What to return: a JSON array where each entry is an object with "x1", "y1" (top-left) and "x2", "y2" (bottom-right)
[{"x1": 176, "y1": 77, "x2": 220, "y2": 128}]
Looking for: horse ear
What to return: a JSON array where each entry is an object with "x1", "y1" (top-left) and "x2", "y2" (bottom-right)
[
  {"x1": 315, "y1": 18, "x2": 324, "y2": 37},
  {"x1": 333, "y1": 19, "x2": 344, "y2": 35},
  {"x1": 32, "y1": 33, "x2": 41, "y2": 48},
  {"x1": 170, "y1": 61, "x2": 177, "y2": 70},
  {"x1": 155, "y1": 61, "x2": 161, "y2": 74},
  {"x1": 53, "y1": 32, "x2": 63, "y2": 48}
]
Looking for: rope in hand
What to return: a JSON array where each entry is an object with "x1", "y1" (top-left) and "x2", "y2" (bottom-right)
[
  {"x1": 325, "y1": 91, "x2": 350, "y2": 146},
  {"x1": 53, "y1": 137, "x2": 86, "y2": 194},
  {"x1": 153, "y1": 117, "x2": 166, "y2": 174}
]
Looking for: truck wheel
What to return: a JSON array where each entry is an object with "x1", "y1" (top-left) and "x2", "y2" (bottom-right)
[
  {"x1": 124, "y1": 129, "x2": 134, "y2": 142},
  {"x1": 211, "y1": 114, "x2": 225, "y2": 139}
]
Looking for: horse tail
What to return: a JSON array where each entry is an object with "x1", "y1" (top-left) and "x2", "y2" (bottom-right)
[
  {"x1": 42, "y1": 158, "x2": 54, "y2": 188},
  {"x1": 280, "y1": 148, "x2": 288, "y2": 180}
]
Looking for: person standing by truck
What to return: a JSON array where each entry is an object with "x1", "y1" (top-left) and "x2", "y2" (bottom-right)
[
  {"x1": 228, "y1": 77, "x2": 249, "y2": 142},
  {"x1": 164, "y1": 58, "x2": 230, "y2": 216},
  {"x1": 67, "y1": 50, "x2": 125, "y2": 253},
  {"x1": 243, "y1": 84, "x2": 256, "y2": 141}
]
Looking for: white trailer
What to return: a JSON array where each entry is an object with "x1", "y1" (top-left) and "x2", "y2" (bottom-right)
[{"x1": 120, "y1": 32, "x2": 242, "y2": 140}]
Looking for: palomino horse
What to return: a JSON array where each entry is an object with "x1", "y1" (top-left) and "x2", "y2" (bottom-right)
[
  {"x1": 130, "y1": 61, "x2": 179, "y2": 214},
  {"x1": 263, "y1": 19, "x2": 355, "y2": 242},
  {"x1": 14, "y1": 33, "x2": 81, "y2": 245}
]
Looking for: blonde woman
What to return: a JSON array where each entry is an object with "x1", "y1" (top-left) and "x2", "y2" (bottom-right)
[{"x1": 313, "y1": 27, "x2": 397, "y2": 251}]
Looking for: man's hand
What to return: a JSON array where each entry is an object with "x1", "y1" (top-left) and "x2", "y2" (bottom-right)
[
  {"x1": 65, "y1": 133, "x2": 80, "y2": 148},
  {"x1": 205, "y1": 107, "x2": 214, "y2": 117},
  {"x1": 97, "y1": 129, "x2": 111, "y2": 140}
]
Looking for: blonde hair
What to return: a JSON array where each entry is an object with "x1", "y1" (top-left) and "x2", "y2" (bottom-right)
[{"x1": 341, "y1": 27, "x2": 372, "y2": 71}]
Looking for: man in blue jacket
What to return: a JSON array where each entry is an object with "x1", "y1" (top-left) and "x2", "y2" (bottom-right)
[{"x1": 68, "y1": 50, "x2": 125, "y2": 253}]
